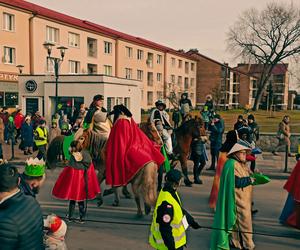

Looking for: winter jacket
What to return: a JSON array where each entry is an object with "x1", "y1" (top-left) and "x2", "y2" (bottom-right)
[{"x1": 0, "y1": 191, "x2": 44, "y2": 249}]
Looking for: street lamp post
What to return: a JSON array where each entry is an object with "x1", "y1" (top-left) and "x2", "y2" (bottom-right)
[{"x1": 43, "y1": 42, "x2": 67, "y2": 114}]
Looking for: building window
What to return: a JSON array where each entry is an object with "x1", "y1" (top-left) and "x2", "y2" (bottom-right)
[
  {"x1": 178, "y1": 60, "x2": 182, "y2": 68},
  {"x1": 68, "y1": 32, "x2": 80, "y2": 48},
  {"x1": 137, "y1": 70, "x2": 144, "y2": 81},
  {"x1": 157, "y1": 54, "x2": 162, "y2": 64},
  {"x1": 147, "y1": 91, "x2": 153, "y2": 106},
  {"x1": 124, "y1": 97, "x2": 130, "y2": 109},
  {"x1": 46, "y1": 26, "x2": 59, "y2": 43},
  {"x1": 5, "y1": 92, "x2": 18, "y2": 107},
  {"x1": 87, "y1": 37, "x2": 97, "y2": 57},
  {"x1": 185, "y1": 62, "x2": 189, "y2": 74},
  {"x1": 125, "y1": 68, "x2": 132, "y2": 79},
  {"x1": 184, "y1": 77, "x2": 189, "y2": 89},
  {"x1": 147, "y1": 72, "x2": 154, "y2": 86},
  {"x1": 87, "y1": 64, "x2": 97, "y2": 74},
  {"x1": 3, "y1": 47, "x2": 15, "y2": 64},
  {"x1": 171, "y1": 57, "x2": 176, "y2": 67},
  {"x1": 69, "y1": 60, "x2": 80, "y2": 74},
  {"x1": 157, "y1": 91, "x2": 163, "y2": 100},
  {"x1": 157, "y1": 73, "x2": 162, "y2": 82},
  {"x1": 190, "y1": 78, "x2": 195, "y2": 87},
  {"x1": 3, "y1": 13, "x2": 15, "y2": 31},
  {"x1": 191, "y1": 63, "x2": 195, "y2": 71},
  {"x1": 104, "y1": 41, "x2": 112, "y2": 54},
  {"x1": 126, "y1": 46, "x2": 133, "y2": 58},
  {"x1": 147, "y1": 53, "x2": 153, "y2": 68},
  {"x1": 171, "y1": 75, "x2": 175, "y2": 84},
  {"x1": 107, "y1": 97, "x2": 115, "y2": 112},
  {"x1": 178, "y1": 76, "x2": 182, "y2": 85},
  {"x1": 104, "y1": 65, "x2": 112, "y2": 76},
  {"x1": 273, "y1": 74, "x2": 285, "y2": 83},
  {"x1": 137, "y1": 49, "x2": 143, "y2": 60}
]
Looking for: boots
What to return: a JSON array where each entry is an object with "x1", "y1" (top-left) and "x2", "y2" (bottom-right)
[
  {"x1": 78, "y1": 201, "x2": 86, "y2": 223},
  {"x1": 24, "y1": 147, "x2": 29, "y2": 155},
  {"x1": 28, "y1": 147, "x2": 33, "y2": 155},
  {"x1": 66, "y1": 201, "x2": 75, "y2": 221},
  {"x1": 193, "y1": 164, "x2": 202, "y2": 184},
  {"x1": 182, "y1": 169, "x2": 193, "y2": 187}
]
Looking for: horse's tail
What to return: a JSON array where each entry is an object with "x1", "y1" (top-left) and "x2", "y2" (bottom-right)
[
  {"x1": 141, "y1": 161, "x2": 157, "y2": 206},
  {"x1": 46, "y1": 135, "x2": 64, "y2": 169}
]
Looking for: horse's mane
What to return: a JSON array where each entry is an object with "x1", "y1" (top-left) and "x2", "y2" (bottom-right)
[{"x1": 176, "y1": 118, "x2": 197, "y2": 134}]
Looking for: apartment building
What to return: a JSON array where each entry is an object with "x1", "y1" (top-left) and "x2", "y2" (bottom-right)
[
  {"x1": 187, "y1": 49, "x2": 253, "y2": 109},
  {"x1": 0, "y1": 0, "x2": 197, "y2": 121},
  {"x1": 236, "y1": 64, "x2": 289, "y2": 110}
]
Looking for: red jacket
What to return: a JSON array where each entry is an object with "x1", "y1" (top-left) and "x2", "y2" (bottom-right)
[{"x1": 14, "y1": 113, "x2": 24, "y2": 129}]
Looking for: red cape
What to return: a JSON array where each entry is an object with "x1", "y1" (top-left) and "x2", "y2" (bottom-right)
[
  {"x1": 106, "y1": 118, "x2": 165, "y2": 187},
  {"x1": 284, "y1": 161, "x2": 300, "y2": 201}
]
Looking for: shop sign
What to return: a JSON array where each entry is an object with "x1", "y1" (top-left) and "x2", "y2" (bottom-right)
[{"x1": 0, "y1": 72, "x2": 18, "y2": 82}]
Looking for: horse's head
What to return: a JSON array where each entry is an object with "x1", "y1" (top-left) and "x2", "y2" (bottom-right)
[
  {"x1": 178, "y1": 116, "x2": 204, "y2": 139},
  {"x1": 139, "y1": 121, "x2": 163, "y2": 146},
  {"x1": 77, "y1": 129, "x2": 90, "y2": 150}
]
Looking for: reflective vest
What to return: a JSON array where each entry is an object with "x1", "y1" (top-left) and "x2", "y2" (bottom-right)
[
  {"x1": 34, "y1": 127, "x2": 48, "y2": 146},
  {"x1": 149, "y1": 190, "x2": 186, "y2": 250}
]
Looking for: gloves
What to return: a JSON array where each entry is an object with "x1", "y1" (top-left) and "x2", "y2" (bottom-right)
[{"x1": 190, "y1": 221, "x2": 201, "y2": 229}]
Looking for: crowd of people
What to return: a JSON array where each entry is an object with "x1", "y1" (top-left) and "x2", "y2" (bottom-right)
[{"x1": 0, "y1": 93, "x2": 299, "y2": 250}]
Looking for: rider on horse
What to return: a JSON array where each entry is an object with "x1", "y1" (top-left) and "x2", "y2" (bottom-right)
[
  {"x1": 150, "y1": 100, "x2": 173, "y2": 158},
  {"x1": 84, "y1": 94, "x2": 111, "y2": 138},
  {"x1": 179, "y1": 93, "x2": 193, "y2": 122}
]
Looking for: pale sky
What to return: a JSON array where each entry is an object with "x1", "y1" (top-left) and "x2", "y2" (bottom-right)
[{"x1": 27, "y1": 0, "x2": 296, "y2": 64}]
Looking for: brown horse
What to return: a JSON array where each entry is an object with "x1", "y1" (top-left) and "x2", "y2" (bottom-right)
[
  {"x1": 47, "y1": 129, "x2": 158, "y2": 216},
  {"x1": 140, "y1": 117, "x2": 204, "y2": 187}
]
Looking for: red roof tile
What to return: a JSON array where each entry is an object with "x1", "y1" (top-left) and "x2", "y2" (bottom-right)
[{"x1": 0, "y1": 0, "x2": 195, "y2": 60}]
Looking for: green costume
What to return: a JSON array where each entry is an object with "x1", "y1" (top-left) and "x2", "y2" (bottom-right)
[{"x1": 210, "y1": 158, "x2": 236, "y2": 250}]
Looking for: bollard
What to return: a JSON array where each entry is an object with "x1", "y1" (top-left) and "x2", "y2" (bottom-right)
[
  {"x1": 10, "y1": 137, "x2": 15, "y2": 160},
  {"x1": 284, "y1": 145, "x2": 288, "y2": 173}
]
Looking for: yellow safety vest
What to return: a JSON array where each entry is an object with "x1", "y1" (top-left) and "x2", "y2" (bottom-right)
[
  {"x1": 34, "y1": 127, "x2": 48, "y2": 146},
  {"x1": 149, "y1": 190, "x2": 186, "y2": 250}
]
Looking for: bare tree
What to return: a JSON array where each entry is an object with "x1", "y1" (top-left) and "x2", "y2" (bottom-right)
[
  {"x1": 165, "y1": 82, "x2": 179, "y2": 109},
  {"x1": 211, "y1": 84, "x2": 222, "y2": 110},
  {"x1": 227, "y1": 2, "x2": 300, "y2": 110}
]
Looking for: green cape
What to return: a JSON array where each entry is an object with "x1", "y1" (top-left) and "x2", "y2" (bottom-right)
[
  {"x1": 63, "y1": 133, "x2": 75, "y2": 160},
  {"x1": 210, "y1": 158, "x2": 236, "y2": 250},
  {"x1": 161, "y1": 145, "x2": 171, "y2": 172}
]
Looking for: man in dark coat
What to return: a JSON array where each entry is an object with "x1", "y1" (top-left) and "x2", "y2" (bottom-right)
[
  {"x1": 208, "y1": 114, "x2": 225, "y2": 170},
  {"x1": 0, "y1": 163, "x2": 44, "y2": 249}
]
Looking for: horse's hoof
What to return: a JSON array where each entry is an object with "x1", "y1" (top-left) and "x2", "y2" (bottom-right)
[
  {"x1": 97, "y1": 198, "x2": 103, "y2": 207},
  {"x1": 122, "y1": 188, "x2": 132, "y2": 199},
  {"x1": 136, "y1": 211, "x2": 143, "y2": 218},
  {"x1": 184, "y1": 179, "x2": 193, "y2": 187},
  {"x1": 145, "y1": 204, "x2": 151, "y2": 215},
  {"x1": 112, "y1": 200, "x2": 119, "y2": 207}
]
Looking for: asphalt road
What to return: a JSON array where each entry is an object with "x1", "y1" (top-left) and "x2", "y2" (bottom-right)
[{"x1": 35, "y1": 162, "x2": 300, "y2": 250}]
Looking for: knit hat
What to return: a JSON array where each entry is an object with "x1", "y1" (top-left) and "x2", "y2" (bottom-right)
[
  {"x1": 44, "y1": 214, "x2": 67, "y2": 238},
  {"x1": 93, "y1": 94, "x2": 104, "y2": 101},
  {"x1": 8, "y1": 116, "x2": 13, "y2": 122},
  {"x1": 248, "y1": 114, "x2": 255, "y2": 121},
  {"x1": 25, "y1": 158, "x2": 45, "y2": 177},
  {"x1": 165, "y1": 169, "x2": 183, "y2": 184}
]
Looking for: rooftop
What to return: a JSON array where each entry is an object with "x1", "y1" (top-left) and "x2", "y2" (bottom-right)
[{"x1": 0, "y1": 0, "x2": 195, "y2": 60}]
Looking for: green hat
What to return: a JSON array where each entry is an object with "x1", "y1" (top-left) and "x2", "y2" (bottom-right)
[
  {"x1": 8, "y1": 116, "x2": 13, "y2": 122},
  {"x1": 24, "y1": 158, "x2": 45, "y2": 177},
  {"x1": 251, "y1": 173, "x2": 270, "y2": 185}
]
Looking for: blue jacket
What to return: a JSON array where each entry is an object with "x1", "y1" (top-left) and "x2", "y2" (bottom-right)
[
  {"x1": 21, "y1": 123, "x2": 34, "y2": 147},
  {"x1": 209, "y1": 119, "x2": 225, "y2": 148}
]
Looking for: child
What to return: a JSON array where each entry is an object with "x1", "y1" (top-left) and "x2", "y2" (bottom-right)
[
  {"x1": 190, "y1": 126, "x2": 208, "y2": 184},
  {"x1": 172, "y1": 108, "x2": 181, "y2": 128},
  {"x1": 44, "y1": 214, "x2": 67, "y2": 250},
  {"x1": 52, "y1": 140, "x2": 100, "y2": 223},
  {"x1": 49, "y1": 122, "x2": 61, "y2": 143}
]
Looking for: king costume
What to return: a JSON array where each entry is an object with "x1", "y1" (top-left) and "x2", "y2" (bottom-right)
[
  {"x1": 106, "y1": 105, "x2": 165, "y2": 187},
  {"x1": 210, "y1": 141, "x2": 255, "y2": 250},
  {"x1": 279, "y1": 159, "x2": 300, "y2": 229}
]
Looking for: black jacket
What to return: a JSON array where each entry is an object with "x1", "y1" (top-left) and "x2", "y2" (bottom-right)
[{"x1": 0, "y1": 191, "x2": 44, "y2": 250}]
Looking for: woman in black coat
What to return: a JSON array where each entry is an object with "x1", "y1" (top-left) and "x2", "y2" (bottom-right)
[{"x1": 21, "y1": 117, "x2": 34, "y2": 155}]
